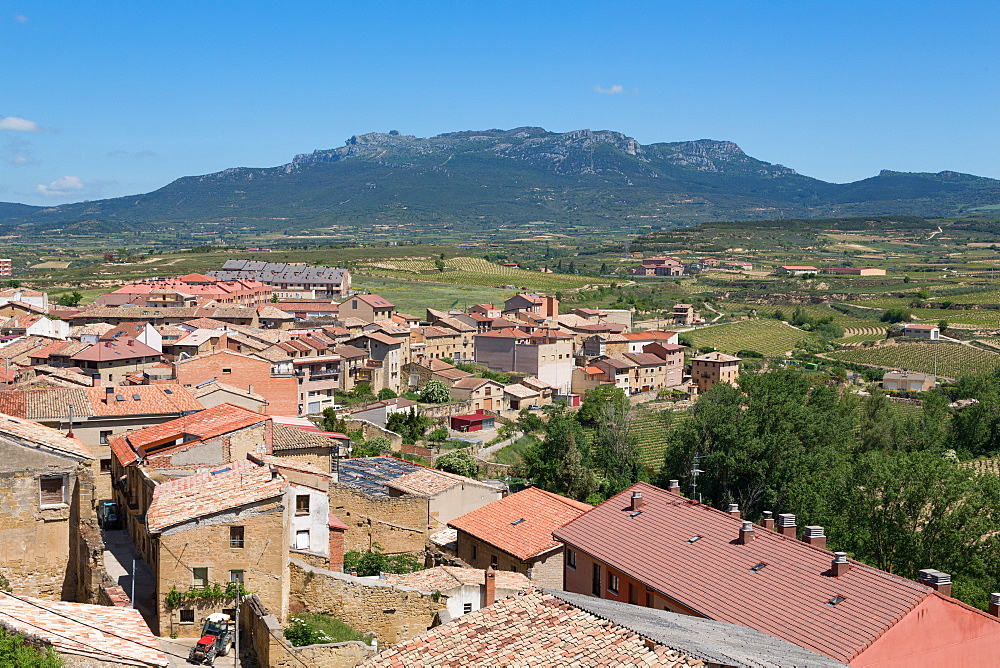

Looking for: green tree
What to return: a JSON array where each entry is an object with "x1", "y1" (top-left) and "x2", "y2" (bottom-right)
[
  {"x1": 270, "y1": 294, "x2": 280, "y2": 303},
  {"x1": 353, "y1": 436, "x2": 390, "y2": 457},
  {"x1": 377, "y1": 388, "x2": 398, "y2": 400},
  {"x1": 427, "y1": 426, "x2": 449, "y2": 443},
  {"x1": 522, "y1": 408, "x2": 597, "y2": 501},
  {"x1": 386, "y1": 408, "x2": 433, "y2": 443},
  {"x1": 419, "y1": 379, "x2": 451, "y2": 404},
  {"x1": 516, "y1": 409, "x2": 544, "y2": 434},
  {"x1": 434, "y1": 258, "x2": 446, "y2": 272},
  {"x1": 343, "y1": 543, "x2": 422, "y2": 577},
  {"x1": 435, "y1": 451, "x2": 479, "y2": 478},
  {"x1": 320, "y1": 407, "x2": 348, "y2": 434},
  {"x1": 0, "y1": 628, "x2": 62, "y2": 667},
  {"x1": 881, "y1": 308, "x2": 910, "y2": 323},
  {"x1": 352, "y1": 382, "x2": 374, "y2": 398},
  {"x1": 576, "y1": 385, "x2": 627, "y2": 427},
  {"x1": 56, "y1": 290, "x2": 83, "y2": 307},
  {"x1": 938, "y1": 320, "x2": 948, "y2": 331}
]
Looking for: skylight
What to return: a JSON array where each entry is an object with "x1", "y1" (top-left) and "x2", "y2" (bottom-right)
[
  {"x1": 115, "y1": 395, "x2": 125, "y2": 401},
  {"x1": 687, "y1": 536, "x2": 702, "y2": 544},
  {"x1": 750, "y1": 563, "x2": 768, "y2": 573},
  {"x1": 827, "y1": 595, "x2": 846, "y2": 606},
  {"x1": 132, "y1": 394, "x2": 141, "y2": 401},
  {"x1": 510, "y1": 518, "x2": 526, "y2": 526},
  {"x1": 629, "y1": 511, "x2": 642, "y2": 518}
]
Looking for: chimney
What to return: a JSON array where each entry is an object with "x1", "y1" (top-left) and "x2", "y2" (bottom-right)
[
  {"x1": 727, "y1": 503, "x2": 740, "y2": 519},
  {"x1": 918, "y1": 569, "x2": 952, "y2": 597},
  {"x1": 667, "y1": 479, "x2": 680, "y2": 494},
  {"x1": 777, "y1": 513, "x2": 796, "y2": 538},
  {"x1": 832, "y1": 552, "x2": 850, "y2": 577},
  {"x1": 630, "y1": 491, "x2": 645, "y2": 511},
  {"x1": 483, "y1": 566, "x2": 496, "y2": 607},
  {"x1": 803, "y1": 526, "x2": 826, "y2": 549},
  {"x1": 738, "y1": 521, "x2": 755, "y2": 544},
  {"x1": 989, "y1": 593, "x2": 1000, "y2": 617},
  {"x1": 761, "y1": 511, "x2": 775, "y2": 530},
  {"x1": 92, "y1": 373, "x2": 101, "y2": 388}
]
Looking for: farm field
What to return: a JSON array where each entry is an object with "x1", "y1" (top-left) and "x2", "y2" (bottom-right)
[
  {"x1": 349, "y1": 275, "x2": 515, "y2": 316},
  {"x1": 827, "y1": 342, "x2": 1000, "y2": 379},
  {"x1": 353, "y1": 256, "x2": 609, "y2": 290},
  {"x1": 686, "y1": 320, "x2": 808, "y2": 357},
  {"x1": 633, "y1": 407, "x2": 688, "y2": 471}
]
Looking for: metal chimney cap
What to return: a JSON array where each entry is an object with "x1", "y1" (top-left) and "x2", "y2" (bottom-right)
[
  {"x1": 991, "y1": 593, "x2": 1000, "y2": 605},
  {"x1": 918, "y1": 568, "x2": 951, "y2": 585},
  {"x1": 833, "y1": 552, "x2": 848, "y2": 564},
  {"x1": 728, "y1": 503, "x2": 739, "y2": 512},
  {"x1": 631, "y1": 491, "x2": 643, "y2": 498},
  {"x1": 804, "y1": 525, "x2": 825, "y2": 538},
  {"x1": 762, "y1": 511, "x2": 773, "y2": 519},
  {"x1": 741, "y1": 521, "x2": 754, "y2": 531},
  {"x1": 777, "y1": 513, "x2": 796, "y2": 526}
]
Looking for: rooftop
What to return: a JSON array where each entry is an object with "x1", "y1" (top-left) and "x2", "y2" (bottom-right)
[
  {"x1": 449, "y1": 487, "x2": 591, "y2": 561},
  {"x1": 337, "y1": 456, "x2": 484, "y2": 498},
  {"x1": 0, "y1": 591, "x2": 168, "y2": 667},
  {"x1": 552, "y1": 482, "x2": 959, "y2": 663},
  {"x1": 380, "y1": 566, "x2": 532, "y2": 593},
  {"x1": 693, "y1": 351, "x2": 741, "y2": 363},
  {"x1": 147, "y1": 458, "x2": 286, "y2": 533},
  {"x1": 0, "y1": 413, "x2": 91, "y2": 459}
]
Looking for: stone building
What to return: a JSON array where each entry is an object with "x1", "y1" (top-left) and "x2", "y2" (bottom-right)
[
  {"x1": 691, "y1": 352, "x2": 741, "y2": 394},
  {"x1": 0, "y1": 413, "x2": 95, "y2": 600}
]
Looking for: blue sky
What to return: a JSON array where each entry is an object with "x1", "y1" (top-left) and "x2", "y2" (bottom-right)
[{"x1": 2, "y1": 1, "x2": 998, "y2": 205}]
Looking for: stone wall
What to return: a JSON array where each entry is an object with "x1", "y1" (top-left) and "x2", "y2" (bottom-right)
[
  {"x1": 240, "y1": 593, "x2": 374, "y2": 668},
  {"x1": 343, "y1": 419, "x2": 403, "y2": 449},
  {"x1": 417, "y1": 401, "x2": 474, "y2": 419},
  {"x1": 289, "y1": 559, "x2": 443, "y2": 645},
  {"x1": 328, "y1": 485, "x2": 428, "y2": 555}
]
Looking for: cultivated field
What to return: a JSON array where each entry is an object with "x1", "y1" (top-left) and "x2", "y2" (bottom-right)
[
  {"x1": 827, "y1": 342, "x2": 1000, "y2": 379},
  {"x1": 632, "y1": 407, "x2": 687, "y2": 471},
  {"x1": 353, "y1": 256, "x2": 609, "y2": 290},
  {"x1": 686, "y1": 320, "x2": 807, "y2": 356}
]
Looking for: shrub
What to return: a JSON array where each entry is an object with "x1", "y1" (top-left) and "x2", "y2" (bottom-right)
[
  {"x1": 377, "y1": 388, "x2": 398, "y2": 400},
  {"x1": 343, "y1": 543, "x2": 422, "y2": 577},
  {"x1": 435, "y1": 451, "x2": 479, "y2": 478},
  {"x1": 419, "y1": 379, "x2": 451, "y2": 404},
  {"x1": 427, "y1": 427, "x2": 449, "y2": 443}
]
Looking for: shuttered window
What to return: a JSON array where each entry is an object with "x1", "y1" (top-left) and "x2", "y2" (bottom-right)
[{"x1": 39, "y1": 477, "x2": 65, "y2": 506}]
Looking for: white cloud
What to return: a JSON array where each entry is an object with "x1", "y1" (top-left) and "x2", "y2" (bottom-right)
[
  {"x1": 593, "y1": 84, "x2": 637, "y2": 95},
  {"x1": 9, "y1": 154, "x2": 36, "y2": 166},
  {"x1": 36, "y1": 175, "x2": 85, "y2": 197},
  {"x1": 0, "y1": 116, "x2": 41, "y2": 132},
  {"x1": 13, "y1": 14, "x2": 27, "y2": 23}
]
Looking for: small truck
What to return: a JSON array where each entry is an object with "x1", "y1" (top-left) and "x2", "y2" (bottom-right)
[{"x1": 187, "y1": 613, "x2": 234, "y2": 665}]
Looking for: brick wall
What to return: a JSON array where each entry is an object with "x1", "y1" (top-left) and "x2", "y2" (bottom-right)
[
  {"x1": 328, "y1": 485, "x2": 428, "y2": 555},
  {"x1": 174, "y1": 352, "x2": 298, "y2": 415},
  {"x1": 289, "y1": 559, "x2": 443, "y2": 645}
]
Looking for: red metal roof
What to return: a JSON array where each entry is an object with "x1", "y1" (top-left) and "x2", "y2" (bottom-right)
[
  {"x1": 449, "y1": 487, "x2": 591, "y2": 561},
  {"x1": 553, "y1": 482, "x2": 937, "y2": 663}
]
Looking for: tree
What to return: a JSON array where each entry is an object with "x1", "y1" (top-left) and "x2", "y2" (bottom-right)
[
  {"x1": 435, "y1": 451, "x2": 479, "y2": 478},
  {"x1": 0, "y1": 628, "x2": 62, "y2": 667},
  {"x1": 882, "y1": 308, "x2": 910, "y2": 323},
  {"x1": 427, "y1": 426, "x2": 449, "y2": 443},
  {"x1": 434, "y1": 258, "x2": 446, "y2": 272},
  {"x1": 938, "y1": 320, "x2": 948, "y2": 331},
  {"x1": 352, "y1": 382, "x2": 373, "y2": 398},
  {"x1": 353, "y1": 436, "x2": 390, "y2": 457},
  {"x1": 320, "y1": 407, "x2": 348, "y2": 434},
  {"x1": 516, "y1": 409, "x2": 544, "y2": 434},
  {"x1": 377, "y1": 388, "x2": 398, "y2": 400},
  {"x1": 56, "y1": 291, "x2": 83, "y2": 307},
  {"x1": 419, "y1": 379, "x2": 451, "y2": 404},
  {"x1": 386, "y1": 408, "x2": 432, "y2": 443},
  {"x1": 576, "y1": 385, "x2": 627, "y2": 427},
  {"x1": 270, "y1": 294, "x2": 280, "y2": 303},
  {"x1": 522, "y1": 408, "x2": 597, "y2": 501},
  {"x1": 343, "y1": 542, "x2": 422, "y2": 577},
  {"x1": 592, "y1": 397, "x2": 644, "y2": 497}
]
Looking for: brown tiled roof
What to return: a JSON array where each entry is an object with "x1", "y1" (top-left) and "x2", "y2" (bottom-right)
[
  {"x1": 0, "y1": 591, "x2": 168, "y2": 666},
  {"x1": 0, "y1": 413, "x2": 91, "y2": 458},
  {"x1": 71, "y1": 339, "x2": 160, "y2": 362},
  {"x1": 147, "y1": 458, "x2": 286, "y2": 533},
  {"x1": 352, "y1": 294, "x2": 394, "y2": 308},
  {"x1": 451, "y1": 377, "x2": 499, "y2": 390},
  {"x1": 435, "y1": 368, "x2": 472, "y2": 381},
  {"x1": 386, "y1": 467, "x2": 487, "y2": 496},
  {"x1": 0, "y1": 388, "x2": 90, "y2": 420},
  {"x1": 85, "y1": 384, "x2": 202, "y2": 416},
  {"x1": 449, "y1": 487, "x2": 591, "y2": 561},
  {"x1": 363, "y1": 590, "x2": 706, "y2": 668},
  {"x1": 380, "y1": 566, "x2": 532, "y2": 593},
  {"x1": 271, "y1": 423, "x2": 337, "y2": 452},
  {"x1": 503, "y1": 383, "x2": 537, "y2": 399},
  {"x1": 693, "y1": 351, "x2": 741, "y2": 363},
  {"x1": 334, "y1": 344, "x2": 368, "y2": 359},
  {"x1": 552, "y1": 482, "x2": 948, "y2": 664},
  {"x1": 190, "y1": 379, "x2": 266, "y2": 402},
  {"x1": 622, "y1": 352, "x2": 666, "y2": 366}
]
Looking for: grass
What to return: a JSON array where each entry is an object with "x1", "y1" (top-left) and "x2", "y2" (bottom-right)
[
  {"x1": 354, "y1": 256, "x2": 609, "y2": 290},
  {"x1": 493, "y1": 434, "x2": 538, "y2": 466},
  {"x1": 350, "y1": 274, "x2": 516, "y2": 316},
  {"x1": 827, "y1": 342, "x2": 1000, "y2": 379},
  {"x1": 289, "y1": 612, "x2": 367, "y2": 644},
  {"x1": 686, "y1": 320, "x2": 809, "y2": 356}
]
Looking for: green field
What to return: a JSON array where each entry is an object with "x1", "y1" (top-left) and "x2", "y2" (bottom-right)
[
  {"x1": 354, "y1": 256, "x2": 610, "y2": 290},
  {"x1": 686, "y1": 320, "x2": 808, "y2": 356},
  {"x1": 350, "y1": 275, "x2": 518, "y2": 316},
  {"x1": 633, "y1": 407, "x2": 688, "y2": 471},
  {"x1": 827, "y1": 342, "x2": 1000, "y2": 379}
]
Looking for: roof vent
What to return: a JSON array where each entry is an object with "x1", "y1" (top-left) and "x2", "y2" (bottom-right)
[
  {"x1": 803, "y1": 525, "x2": 826, "y2": 549},
  {"x1": 667, "y1": 480, "x2": 680, "y2": 494},
  {"x1": 738, "y1": 521, "x2": 755, "y2": 545},
  {"x1": 777, "y1": 513, "x2": 796, "y2": 538},
  {"x1": 989, "y1": 593, "x2": 1000, "y2": 618},
  {"x1": 832, "y1": 552, "x2": 849, "y2": 577},
  {"x1": 761, "y1": 511, "x2": 775, "y2": 530},
  {"x1": 727, "y1": 503, "x2": 740, "y2": 519},
  {"x1": 918, "y1": 569, "x2": 952, "y2": 596}
]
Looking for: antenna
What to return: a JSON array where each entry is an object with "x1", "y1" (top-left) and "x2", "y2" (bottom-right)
[
  {"x1": 66, "y1": 404, "x2": 75, "y2": 439},
  {"x1": 690, "y1": 452, "x2": 705, "y2": 503}
]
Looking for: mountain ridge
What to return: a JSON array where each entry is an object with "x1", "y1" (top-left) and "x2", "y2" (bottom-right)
[{"x1": 2, "y1": 127, "x2": 998, "y2": 235}]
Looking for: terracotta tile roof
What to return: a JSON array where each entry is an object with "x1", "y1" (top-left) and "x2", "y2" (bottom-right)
[
  {"x1": 147, "y1": 458, "x2": 286, "y2": 533},
  {"x1": 581, "y1": 365, "x2": 603, "y2": 375},
  {"x1": 259, "y1": 454, "x2": 331, "y2": 478},
  {"x1": 363, "y1": 590, "x2": 707, "y2": 668},
  {"x1": 519, "y1": 376, "x2": 550, "y2": 391},
  {"x1": 271, "y1": 423, "x2": 339, "y2": 452},
  {"x1": 623, "y1": 330, "x2": 678, "y2": 340},
  {"x1": 451, "y1": 377, "x2": 500, "y2": 390},
  {"x1": 622, "y1": 352, "x2": 666, "y2": 366},
  {"x1": 0, "y1": 413, "x2": 91, "y2": 458},
  {"x1": 387, "y1": 467, "x2": 488, "y2": 496},
  {"x1": 85, "y1": 384, "x2": 202, "y2": 416},
  {"x1": 553, "y1": 483, "x2": 942, "y2": 663},
  {"x1": 338, "y1": 456, "x2": 484, "y2": 498},
  {"x1": 71, "y1": 339, "x2": 160, "y2": 362},
  {"x1": 449, "y1": 487, "x2": 591, "y2": 561},
  {"x1": 434, "y1": 367, "x2": 472, "y2": 381},
  {"x1": 352, "y1": 294, "x2": 394, "y2": 308},
  {"x1": 109, "y1": 402, "x2": 268, "y2": 465},
  {"x1": 191, "y1": 379, "x2": 266, "y2": 402},
  {"x1": 0, "y1": 388, "x2": 90, "y2": 420},
  {"x1": 353, "y1": 331, "x2": 399, "y2": 346},
  {"x1": 0, "y1": 591, "x2": 168, "y2": 667},
  {"x1": 502, "y1": 383, "x2": 537, "y2": 399},
  {"x1": 381, "y1": 566, "x2": 532, "y2": 593},
  {"x1": 693, "y1": 351, "x2": 741, "y2": 363},
  {"x1": 334, "y1": 344, "x2": 368, "y2": 359}
]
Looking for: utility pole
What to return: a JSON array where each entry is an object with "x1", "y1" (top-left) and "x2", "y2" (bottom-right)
[{"x1": 690, "y1": 452, "x2": 706, "y2": 504}]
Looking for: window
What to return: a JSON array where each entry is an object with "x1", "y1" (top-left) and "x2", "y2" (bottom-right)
[
  {"x1": 192, "y1": 568, "x2": 208, "y2": 588},
  {"x1": 566, "y1": 549, "x2": 576, "y2": 569},
  {"x1": 39, "y1": 476, "x2": 65, "y2": 506},
  {"x1": 463, "y1": 603, "x2": 473, "y2": 614},
  {"x1": 100, "y1": 458, "x2": 112, "y2": 473},
  {"x1": 592, "y1": 564, "x2": 602, "y2": 597},
  {"x1": 645, "y1": 592, "x2": 653, "y2": 608},
  {"x1": 99, "y1": 430, "x2": 113, "y2": 444},
  {"x1": 230, "y1": 570, "x2": 244, "y2": 584},
  {"x1": 296, "y1": 530, "x2": 311, "y2": 550},
  {"x1": 490, "y1": 554, "x2": 498, "y2": 569},
  {"x1": 230, "y1": 526, "x2": 244, "y2": 548},
  {"x1": 628, "y1": 583, "x2": 638, "y2": 605},
  {"x1": 180, "y1": 609, "x2": 195, "y2": 623},
  {"x1": 608, "y1": 572, "x2": 619, "y2": 595},
  {"x1": 295, "y1": 494, "x2": 310, "y2": 515},
  {"x1": 471, "y1": 544, "x2": 477, "y2": 561},
  {"x1": 222, "y1": 368, "x2": 232, "y2": 374}
]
